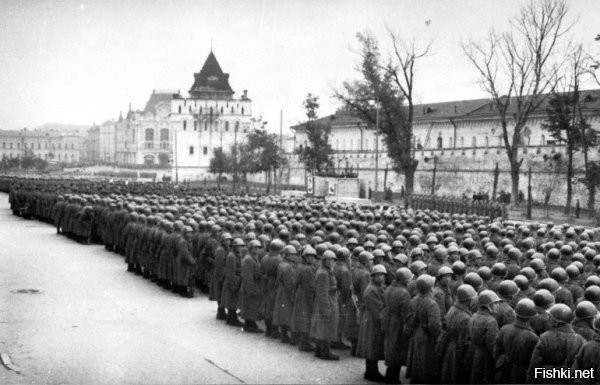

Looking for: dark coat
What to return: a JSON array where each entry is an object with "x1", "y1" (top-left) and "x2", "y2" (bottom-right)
[
  {"x1": 438, "y1": 303, "x2": 472, "y2": 384},
  {"x1": 291, "y1": 263, "x2": 316, "y2": 334},
  {"x1": 530, "y1": 306, "x2": 553, "y2": 336},
  {"x1": 527, "y1": 324, "x2": 586, "y2": 383},
  {"x1": 494, "y1": 321, "x2": 539, "y2": 384},
  {"x1": 495, "y1": 300, "x2": 516, "y2": 328},
  {"x1": 357, "y1": 283, "x2": 385, "y2": 360},
  {"x1": 209, "y1": 244, "x2": 227, "y2": 302},
  {"x1": 572, "y1": 319, "x2": 598, "y2": 342},
  {"x1": 468, "y1": 309, "x2": 499, "y2": 384},
  {"x1": 310, "y1": 265, "x2": 339, "y2": 341},
  {"x1": 382, "y1": 282, "x2": 411, "y2": 368},
  {"x1": 348, "y1": 265, "x2": 370, "y2": 339},
  {"x1": 261, "y1": 252, "x2": 282, "y2": 320},
  {"x1": 405, "y1": 292, "x2": 442, "y2": 384},
  {"x1": 433, "y1": 284, "x2": 452, "y2": 327},
  {"x1": 571, "y1": 337, "x2": 600, "y2": 384},
  {"x1": 221, "y1": 252, "x2": 241, "y2": 310},
  {"x1": 273, "y1": 260, "x2": 297, "y2": 327},
  {"x1": 239, "y1": 253, "x2": 263, "y2": 321},
  {"x1": 333, "y1": 261, "x2": 353, "y2": 338},
  {"x1": 175, "y1": 237, "x2": 195, "y2": 286}
]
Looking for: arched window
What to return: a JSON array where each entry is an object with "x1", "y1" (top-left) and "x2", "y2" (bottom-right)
[
  {"x1": 241, "y1": 107, "x2": 245, "y2": 115},
  {"x1": 194, "y1": 121, "x2": 197, "y2": 131},
  {"x1": 220, "y1": 106, "x2": 224, "y2": 114},
  {"x1": 160, "y1": 129, "x2": 169, "y2": 149},
  {"x1": 231, "y1": 107, "x2": 234, "y2": 114},
  {"x1": 189, "y1": 146, "x2": 194, "y2": 155},
  {"x1": 204, "y1": 121, "x2": 208, "y2": 131},
  {"x1": 225, "y1": 122, "x2": 229, "y2": 132},
  {"x1": 437, "y1": 135, "x2": 443, "y2": 149},
  {"x1": 472, "y1": 136, "x2": 476, "y2": 148},
  {"x1": 178, "y1": 106, "x2": 181, "y2": 114},
  {"x1": 183, "y1": 121, "x2": 187, "y2": 131},
  {"x1": 235, "y1": 121, "x2": 240, "y2": 132}
]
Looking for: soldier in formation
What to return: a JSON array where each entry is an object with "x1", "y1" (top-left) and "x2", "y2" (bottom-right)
[{"x1": 6, "y1": 175, "x2": 600, "y2": 384}]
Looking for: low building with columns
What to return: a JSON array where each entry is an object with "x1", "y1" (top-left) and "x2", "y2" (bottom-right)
[
  {"x1": 288, "y1": 90, "x2": 600, "y2": 206},
  {"x1": 0, "y1": 128, "x2": 80, "y2": 164}
]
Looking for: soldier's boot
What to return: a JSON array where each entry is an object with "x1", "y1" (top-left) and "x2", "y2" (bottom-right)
[
  {"x1": 243, "y1": 320, "x2": 262, "y2": 333},
  {"x1": 364, "y1": 360, "x2": 385, "y2": 382},
  {"x1": 317, "y1": 341, "x2": 339, "y2": 361},
  {"x1": 269, "y1": 322, "x2": 280, "y2": 339},
  {"x1": 298, "y1": 333, "x2": 315, "y2": 352},
  {"x1": 227, "y1": 309, "x2": 243, "y2": 327},
  {"x1": 134, "y1": 265, "x2": 142, "y2": 275},
  {"x1": 127, "y1": 263, "x2": 135, "y2": 272},
  {"x1": 142, "y1": 270, "x2": 150, "y2": 279},
  {"x1": 216, "y1": 307, "x2": 227, "y2": 320},
  {"x1": 184, "y1": 286, "x2": 194, "y2": 298},
  {"x1": 350, "y1": 338, "x2": 358, "y2": 357},
  {"x1": 264, "y1": 319, "x2": 273, "y2": 337},
  {"x1": 279, "y1": 326, "x2": 290, "y2": 343},
  {"x1": 384, "y1": 365, "x2": 401, "y2": 384},
  {"x1": 289, "y1": 331, "x2": 298, "y2": 345}
]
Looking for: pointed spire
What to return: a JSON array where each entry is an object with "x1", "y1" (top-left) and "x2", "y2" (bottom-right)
[{"x1": 118, "y1": 111, "x2": 123, "y2": 122}]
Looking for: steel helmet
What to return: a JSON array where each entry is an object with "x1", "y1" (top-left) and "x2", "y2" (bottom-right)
[
  {"x1": 456, "y1": 284, "x2": 477, "y2": 302},
  {"x1": 322, "y1": 250, "x2": 337, "y2": 260},
  {"x1": 513, "y1": 275, "x2": 530, "y2": 291},
  {"x1": 548, "y1": 303, "x2": 574, "y2": 324},
  {"x1": 437, "y1": 266, "x2": 453, "y2": 278},
  {"x1": 395, "y1": 267, "x2": 413, "y2": 282},
  {"x1": 492, "y1": 263, "x2": 507, "y2": 277},
  {"x1": 371, "y1": 264, "x2": 387, "y2": 276},
  {"x1": 302, "y1": 246, "x2": 317, "y2": 257},
  {"x1": 515, "y1": 298, "x2": 537, "y2": 319},
  {"x1": 451, "y1": 261, "x2": 467, "y2": 275},
  {"x1": 533, "y1": 289, "x2": 555, "y2": 309},
  {"x1": 416, "y1": 274, "x2": 436, "y2": 293},
  {"x1": 530, "y1": 258, "x2": 546, "y2": 271},
  {"x1": 538, "y1": 278, "x2": 560, "y2": 294},
  {"x1": 248, "y1": 239, "x2": 262, "y2": 249},
  {"x1": 584, "y1": 286, "x2": 600, "y2": 303},
  {"x1": 498, "y1": 280, "x2": 519, "y2": 298},
  {"x1": 393, "y1": 253, "x2": 409, "y2": 265},
  {"x1": 478, "y1": 290, "x2": 501, "y2": 307},
  {"x1": 464, "y1": 272, "x2": 483, "y2": 290},
  {"x1": 232, "y1": 238, "x2": 245, "y2": 247},
  {"x1": 550, "y1": 267, "x2": 568, "y2": 283},
  {"x1": 575, "y1": 301, "x2": 598, "y2": 319},
  {"x1": 410, "y1": 260, "x2": 428, "y2": 275}
]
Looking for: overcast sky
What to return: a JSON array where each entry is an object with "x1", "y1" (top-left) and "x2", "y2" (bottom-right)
[{"x1": 1, "y1": 0, "x2": 599, "y2": 134}]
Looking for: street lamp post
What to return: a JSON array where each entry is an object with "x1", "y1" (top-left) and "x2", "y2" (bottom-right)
[{"x1": 374, "y1": 102, "x2": 380, "y2": 193}]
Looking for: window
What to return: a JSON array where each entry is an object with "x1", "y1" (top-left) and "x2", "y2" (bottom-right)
[
  {"x1": 437, "y1": 136, "x2": 443, "y2": 149},
  {"x1": 365, "y1": 138, "x2": 369, "y2": 150},
  {"x1": 145, "y1": 128, "x2": 154, "y2": 141},
  {"x1": 241, "y1": 107, "x2": 245, "y2": 115},
  {"x1": 231, "y1": 107, "x2": 234, "y2": 114},
  {"x1": 194, "y1": 121, "x2": 197, "y2": 131},
  {"x1": 220, "y1": 106, "x2": 224, "y2": 114},
  {"x1": 189, "y1": 146, "x2": 194, "y2": 155},
  {"x1": 189, "y1": 106, "x2": 192, "y2": 113},
  {"x1": 183, "y1": 121, "x2": 187, "y2": 131},
  {"x1": 178, "y1": 106, "x2": 182, "y2": 114},
  {"x1": 235, "y1": 121, "x2": 239, "y2": 132},
  {"x1": 225, "y1": 122, "x2": 229, "y2": 132},
  {"x1": 203, "y1": 146, "x2": 208, "y2": 155},
  {"x1": 160, "y1": 129, "x2": 169, "y2": 142}
]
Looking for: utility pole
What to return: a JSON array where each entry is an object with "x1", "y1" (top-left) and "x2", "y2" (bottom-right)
[
  {"x1": 527, "y1": 166, "x2": 532, "y2": 220},
  {"x1": 431, "y1": 156, "x2": 437, "y2": 195},
  {"x1": 492, "y1": 162, "x2": 499, "y2": 201},
  {"x1": 374, "y1": 103, "x2": 380, "y2": 193}
]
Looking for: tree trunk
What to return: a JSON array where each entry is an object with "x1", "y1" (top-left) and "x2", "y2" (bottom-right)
[
  {"x1": 509, "y1": 157, "x2": 520, "y2": 205},
  {"x1": 405, "y1": 165, "x2": 415, "y2": 196},
  {"x1": 588, "y1": 184, "x2": 596, "y2": 213},
  {"x1": 266, "y1": 170, "x2": 271, "y2": 194},
  {"x1": 217, "y1": 172, "x2": 222, "y2": 189},
  {"x1": 565, "y1": 146, "x2": 573, "y2": 215}
]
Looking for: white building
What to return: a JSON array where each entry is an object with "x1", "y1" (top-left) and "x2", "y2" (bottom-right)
[{"x1": 171, "y1": 51, "x2": 253, "y2": 182}]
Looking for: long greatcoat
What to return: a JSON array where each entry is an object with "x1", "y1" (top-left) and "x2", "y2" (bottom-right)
[
  {"x1": 405, "y1": 292, "x2": 442, "y2": 384},
  {"x1": 468, "y1": 309, "x2": 500, "y2": 384},
  {"x1": 273, "y1": 260, "x2": 297, "y2": 327},
  {"x1": 437, "y1": 303, "x2": 472, "y2": 384},
  {"x1": 209, "y1": 244, "x2": 227, "y2": 302},
  {"x1": 310, "y1": 265, "x2": 339, "y2": 342},
  {"x1": 357, "y1": 283, "x2": 385, "y2": 360},
  {"x1": 349, "y1": 265, "x2": 370, "y2": 339},
  {"x1": 382, "y1": 282, "x2": 411, "y2": 368},
  {"x1": 175, "y1": 237, "x2": 195, "y2": 286},
  {"x1": 221, "y1": 252, "x2": 242, "y2": 310},
  {"x1": 571, "y1": 337, "x2": 600, "y2": 383},
  {"x1": 261, "y1": 252, "x2": 282, "y2": 320},
  {"x1": 239, "y1": 253, "x2": 263, "y2": 321},
  {"x1": 291, "y1": 263, "x2": 317, "y2": 334},
  {"x1": 333, "y1": 261, "x2": 353, "y2": 339},
  {"x1": 494, "y1": 321, "x2": 539, "y2": 384},
  {"x1": 527, "y1": 324, "x2": 586, "y2": 383}
]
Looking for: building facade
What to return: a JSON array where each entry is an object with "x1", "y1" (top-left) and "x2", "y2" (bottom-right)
[
  {"x1": 289, "y1": 91, "x2": 600, "y2": 206},
  {"x1": 0, "y1": 128, "x2": 80, "y2": 164}
]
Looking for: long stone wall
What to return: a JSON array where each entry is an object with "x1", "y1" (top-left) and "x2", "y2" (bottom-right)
[{"x1": 280, "y1": 144, "x2": 600, "y2": 208}]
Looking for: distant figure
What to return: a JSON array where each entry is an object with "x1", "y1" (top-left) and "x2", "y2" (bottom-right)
[
  {"x1": 575, "y1": 199, "x2": 580, "y2": 218},
  {"x1": 518, "y1": 190, "x2": 525, "y2": 204},
  {"x1": 400, "y1": 185, "x2": 405, "y2": 198}
]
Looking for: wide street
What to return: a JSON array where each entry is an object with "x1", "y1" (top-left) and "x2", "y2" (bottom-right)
[{"x1": 0, "y1": 193, "x2": 370, "y2": 385}]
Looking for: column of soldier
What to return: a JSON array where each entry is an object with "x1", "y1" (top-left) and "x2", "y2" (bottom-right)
[
  {"x1": 409, "y1": 193, "x2": 507, "y2": 219},
  {"x1": 6, "y1": 177, "x2": 600, "y2": 385}
]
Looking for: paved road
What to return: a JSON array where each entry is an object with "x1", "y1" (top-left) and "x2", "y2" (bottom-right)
[{"x1": 0, "y1": 193, "x2": 372, "y2": 385}]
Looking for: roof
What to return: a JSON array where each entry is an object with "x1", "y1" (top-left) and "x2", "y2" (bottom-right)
[
  {"x1": 292, "y1": 89, "x2": 600, "y2": 130},
  {"x1": 143, "y1": 91, "x2": 177, "y2": 113},
  {"x1": 188, "y1": 51, "x2": 234, "y2": 98}
]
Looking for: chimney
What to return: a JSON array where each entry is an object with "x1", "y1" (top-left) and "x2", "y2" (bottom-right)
[{"x1": 243, "y1": 90, "x2": 248, "y2": 99}]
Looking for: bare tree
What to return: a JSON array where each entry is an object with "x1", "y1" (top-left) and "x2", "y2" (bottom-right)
[
  {"x1": 334, "y1": 31, "x2": 430, "y2": 195},
  {"x1": 463, "y1": 0, "x2": 573, "y2": 203}
]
